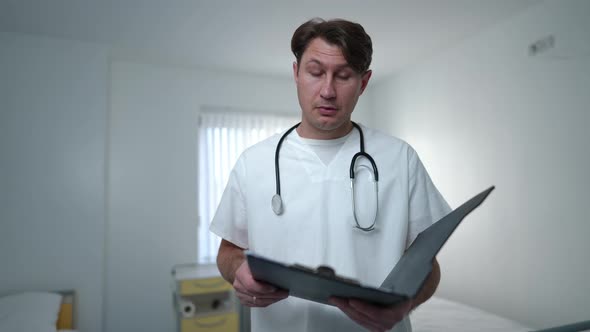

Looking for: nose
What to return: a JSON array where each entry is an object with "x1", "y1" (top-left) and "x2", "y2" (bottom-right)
[{"x1": 320, "y1": 77, "x2": 336, "y2": 100}]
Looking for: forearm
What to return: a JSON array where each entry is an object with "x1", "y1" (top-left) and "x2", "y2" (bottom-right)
[
  {"x1": 411, "y1": 258, "x2": 441, "y2": 310},
  {"x1": 216, "y1": 239, "x2": 246, "y2": 284}
]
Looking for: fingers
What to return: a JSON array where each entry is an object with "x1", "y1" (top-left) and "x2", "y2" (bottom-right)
[
  {"x1": 330, "y1": 297, "x2": 412, "y2": 332},
  {"x1": 234, "y1": 282, "x2": 289, "y2": 308},
  {"x1": 234, "y1": 284, "x2": 289, "y2": 307},
  {"x1": 233, "y1": 261, "x2": 289, "y2": 307},
  {"x1": 236, "y1": 291, "x2": 289, "y2": 307},
  {"x1": 349, "y1": 298, "x2": 412, "y2": 324},
  {"x1": 330, "y1": 297, "x2": 387, "y2": 332},
  {"x1": 233, "y1": 261, "x2": 273, "y2": 293}
]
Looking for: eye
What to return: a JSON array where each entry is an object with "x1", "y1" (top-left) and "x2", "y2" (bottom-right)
[
  {"x1": 309, "y1": 70, "x2": 322, "y2": 77},
  {"x1": 336, "y1": 71, "x2": 352, "y2": 80}
]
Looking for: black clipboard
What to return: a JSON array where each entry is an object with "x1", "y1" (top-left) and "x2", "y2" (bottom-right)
[{"x1": 246, "y1": 186, "x2": 495, "y2": 307}]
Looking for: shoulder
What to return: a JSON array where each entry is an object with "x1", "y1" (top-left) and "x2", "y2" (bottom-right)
[
  {"x1": 359, "y1": 124, "x2": 417, "y2": 156},
  {"x1": 245, "y1": 134, "x2": 279, "y2": 151},
  {"x1": 232, "y1": 132, "x2": 284, "y2": 172}
]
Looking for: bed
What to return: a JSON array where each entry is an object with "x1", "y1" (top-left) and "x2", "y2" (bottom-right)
[
  {"x1": 412, "y1": 297, "x2": 590, "y2": 332},
  {"x1": 0, "y1": 289, "x2": 78, "y2": 332},
  {"x1": 411, "y1": 296, "x2": 532, "y2": 332}
]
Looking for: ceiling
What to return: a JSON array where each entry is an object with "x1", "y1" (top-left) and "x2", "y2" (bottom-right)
[{"x1": 0, "y1": 0, "x2": 542, "y2": 80}]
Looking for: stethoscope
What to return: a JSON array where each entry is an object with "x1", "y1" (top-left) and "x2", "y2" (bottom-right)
[{"x1": 271, "y1": 121, "x2": 380, "y2": 232}]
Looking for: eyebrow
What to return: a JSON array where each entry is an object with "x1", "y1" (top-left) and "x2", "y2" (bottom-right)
[{"x1": 305, "y1": 59, "x2": 353, "y2": 71}]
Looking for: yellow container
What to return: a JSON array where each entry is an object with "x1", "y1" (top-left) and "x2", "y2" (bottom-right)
[
  {"x1": 179, "y1": 277, "x2": 232, "y2": 295},
  {"x1": 180, "y1": 313, "x2": 238, "y2": 332}
]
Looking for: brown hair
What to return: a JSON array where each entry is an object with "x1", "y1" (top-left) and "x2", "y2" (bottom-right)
[{"x1": 291, "y1": 18, "x2": 373, "y2": 74}]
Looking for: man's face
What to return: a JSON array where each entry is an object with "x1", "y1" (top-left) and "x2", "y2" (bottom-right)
[{"x1": 293, "y1": 37, "x2": 371, "y2": 139}]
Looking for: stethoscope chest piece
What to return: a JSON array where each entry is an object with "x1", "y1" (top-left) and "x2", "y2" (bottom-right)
[{"x1": 271, "y1": 194, "x2": 284, "y2": 215}]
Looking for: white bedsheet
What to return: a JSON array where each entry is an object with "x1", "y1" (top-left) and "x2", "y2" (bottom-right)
[{"x1": 410, "y1": 297, "x2": 531, "y2": 332}]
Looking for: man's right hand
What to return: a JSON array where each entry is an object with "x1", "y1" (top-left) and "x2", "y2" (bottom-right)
[
  {"x1": 233, "y1": 260, "x2": 289, "y2": 307},
  {"x1": 217, "y1": 240, "x2": 289, "y2": 308}
]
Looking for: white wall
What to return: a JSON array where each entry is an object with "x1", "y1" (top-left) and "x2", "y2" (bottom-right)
[
  {"x1": 0, "y1": 32, "x2": 108, "y2": 332},
  {"x1": 371, "y1": 0, "x2": 590, "y2": 329}
]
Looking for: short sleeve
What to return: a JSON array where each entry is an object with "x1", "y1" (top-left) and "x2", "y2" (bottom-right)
[
  {"x1": 406, "y1": 148, "x2": 451, "y2": 248},
  {"x1": 209, "y1": 158, "x2": 249, "y2": 249}
]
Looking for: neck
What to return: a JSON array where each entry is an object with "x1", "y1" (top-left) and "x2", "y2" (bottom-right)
[{"x1": 296, "y1": 121, "x2": 355, "y2": 140}]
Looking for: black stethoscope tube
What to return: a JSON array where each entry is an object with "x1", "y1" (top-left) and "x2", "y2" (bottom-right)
[
  {"x1": 272, "y1": 121, "x2": 379, "y2": 231},
  {"x1": 274, "y1": 123, "x2": 300, "y2": 197}
]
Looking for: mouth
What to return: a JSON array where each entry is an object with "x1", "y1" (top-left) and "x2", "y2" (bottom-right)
[{"x1": 316, "y1": 105, "x2": 338, "y2": 116}]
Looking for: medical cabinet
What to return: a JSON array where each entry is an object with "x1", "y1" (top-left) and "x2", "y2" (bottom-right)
[{"x1": 172, "y1": 263, "x2": 239, "y2": 332}]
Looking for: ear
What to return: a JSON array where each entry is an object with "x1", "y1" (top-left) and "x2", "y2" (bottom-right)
[
  {"x1": 293, "y1": 61, "x2": 299, "y2": 84},
  {"x1": 359, "y1": 70, "x2": 372, "y2": 95}
]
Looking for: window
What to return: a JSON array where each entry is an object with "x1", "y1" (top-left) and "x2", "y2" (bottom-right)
[{"x1": 197, "y1": 111, "x2": 298, "y2": 263}]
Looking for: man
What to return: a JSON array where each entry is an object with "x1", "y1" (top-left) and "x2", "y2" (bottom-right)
[{"x1": 210, "y1": 18, "x2": 450, "y2": 332}]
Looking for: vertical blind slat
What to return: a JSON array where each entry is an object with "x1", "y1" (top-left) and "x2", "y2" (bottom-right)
[{"x1": 197, "y1": 112, "x2": 298, "y2": 263}]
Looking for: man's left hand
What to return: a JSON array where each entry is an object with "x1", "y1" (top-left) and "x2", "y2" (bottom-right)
[{"x1": 330, "y1": 297, "x2": 413, "y2": 332}]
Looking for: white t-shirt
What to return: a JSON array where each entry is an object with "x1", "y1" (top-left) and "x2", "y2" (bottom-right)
[
  {"x1": 298, "y1": 130, "x2": 350, "y2": 166},
  {"x1": 210, "y1": 124, "x2": 450, "y2": 332}
]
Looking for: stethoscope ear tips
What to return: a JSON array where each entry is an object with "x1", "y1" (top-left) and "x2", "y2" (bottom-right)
[{"x1": 271, "y1": 194, "x2": 284, "y2": 215}]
